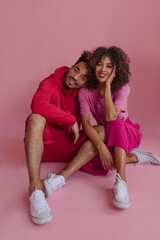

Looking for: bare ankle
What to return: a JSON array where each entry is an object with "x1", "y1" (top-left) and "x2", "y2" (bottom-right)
[
  {"x1": 58, "y1": 171, "x2": 69, "y2": 182},
  {"x1": 29, "y1": 181, "x2": 43, "y2": 196},
  {"x1": 116, "y1": 172, "x2": 126, "y2": 182},
  {"x1": 127, "y1": 153, "x2": 138, "y2": 164}
]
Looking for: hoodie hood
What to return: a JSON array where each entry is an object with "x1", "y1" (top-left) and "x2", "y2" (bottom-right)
[{"x1": 50, "y1": 66, "x2": 78, "y2": 97}]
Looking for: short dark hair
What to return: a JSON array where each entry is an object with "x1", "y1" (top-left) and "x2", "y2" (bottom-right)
[{"x1": 74, "y1": 51, "x2": 91, "y2": 66}]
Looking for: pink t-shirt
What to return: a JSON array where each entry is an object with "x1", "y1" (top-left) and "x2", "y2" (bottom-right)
[{"x1": 78, "y1": 84, "x2": 130, "y2": 125}]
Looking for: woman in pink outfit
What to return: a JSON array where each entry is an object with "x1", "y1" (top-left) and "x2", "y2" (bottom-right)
[
  {"x1": 78, "y1": 46, "x2": 142, "y2": 209},
  {"x1": 44, "y1": 46, "x2": 160, "y2": 211}
]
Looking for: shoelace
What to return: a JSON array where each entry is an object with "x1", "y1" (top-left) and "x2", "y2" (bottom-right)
[
  {"x1": 115, "y1": 173, "x2": 128, "y2": 198},
  {"x1": 135, "y1": 156, "x2": 151, "y2": 166},
  {"x1": 48, "y1": 174, "x2": 65, "y2": 191},
  {"x1": 32, "y1": 190, "x2": 49, "y2": 213}
]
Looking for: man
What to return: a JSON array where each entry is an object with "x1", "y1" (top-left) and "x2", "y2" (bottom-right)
[
  {"x1": 25, "y1": 51, "x2": 109, "y2": 224},
  {"x1": 25, "y1": 51, "x2": 160, "y2": 225}
]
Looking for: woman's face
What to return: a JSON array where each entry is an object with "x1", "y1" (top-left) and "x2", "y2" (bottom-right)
[{"x1": 95, "y1": 56, "x2": 113, "y2": 83}]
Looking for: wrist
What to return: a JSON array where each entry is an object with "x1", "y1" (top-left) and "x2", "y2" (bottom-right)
[
  {"x1": 97, "y1": 141, "x2": 105, "y2": 150},
  {"x1": 105, "y1": 82, "x2": 111, "y2": 88}
]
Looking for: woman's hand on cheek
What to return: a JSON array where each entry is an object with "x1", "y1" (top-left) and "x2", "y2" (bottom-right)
[{"x1": 106, "y1": 66, "x2": 116, "y2": 85}]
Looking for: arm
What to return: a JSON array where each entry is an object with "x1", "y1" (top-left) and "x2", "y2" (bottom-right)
[
  {"x1": 31, "y1": 78, "x2": 76, "y2": 126},
  {"x1": 81, "y1": 113, "x2": 114, "y2": 170},
  {"x1": 104, "y1": 83, "x2": 121, "y2": 122},
  {"x1": 104, "y1": 67, "x2": 122, "y2": 122},
  {"x1": 31, "y1": 77, "x2": 80, "y2": 143}
]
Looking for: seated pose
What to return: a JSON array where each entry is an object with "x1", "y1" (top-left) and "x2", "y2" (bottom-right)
[
  {"x1": 44, "y1": 47, "x2": 160, "y2": 211},
  {"x1": 78, "y1": 46, "x2": 159, "y2": 209},
  {"x1": 25, "y1": 51, "x2": 114, "y2": 225},
  {"x1": 25, "y1": 49, "x2": 160, "y2": 225}
]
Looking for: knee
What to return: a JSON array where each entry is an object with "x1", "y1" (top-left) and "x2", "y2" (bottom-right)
[
  {"x1": 26, "y1": 113, "x2": 46, "y2": 132},
  {"x1": 107, "y1": 119, "x2": 125, "y2": 135},
  {"x1": 110, "y1": 118, "x2": 123, "y2": 128},
  {"x1": 94, "y1": 125, "x2": 106, "y2": 141}
]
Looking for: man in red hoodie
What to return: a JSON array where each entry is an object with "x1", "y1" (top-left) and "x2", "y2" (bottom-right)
[{"x1": 25, "y1": 52, "x2": 108, "y2": 225}]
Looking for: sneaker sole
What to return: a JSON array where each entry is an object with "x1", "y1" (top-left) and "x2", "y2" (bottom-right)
[
  {"x1": 113, "y1": 198, "x2": 131, "y2": 209},
  {"x1": 133, "y1": 148, "x2": 160, "y2": 165},
  {"x1": 31, "y1": 212, "x2": 52, "y2": 225},
  {"x1": 44, "y1": 179, "x2": 53, "y2": 197}
]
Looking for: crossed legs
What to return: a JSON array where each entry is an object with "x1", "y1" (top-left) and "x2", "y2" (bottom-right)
[{"x1": 25, "y1": 114, "x2": 138, "y2": 196}]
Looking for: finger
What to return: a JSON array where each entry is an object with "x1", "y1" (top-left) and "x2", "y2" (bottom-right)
[
  {"x1": 73, "y1": 133, "x2": 79, "y2": 144},
  {"x1": 106, "y1": 160, "x2": 112, "y2": 171},
  {"x1": 112, "y1": 66, "x2": 116, "y2": 77},
  {"x1": 103, "y1": 160, "x2": 108, "y2": 170},
  {"x1": 107, "y1": 162, "x2": 112, "y2": 171},
  {"x1": 109, "y1": 156, "x2": 114, "y2": 168},
  {"x1": 101, "y1": 161, "x2": 106, "y2": 170},
  {"x1": 103, "y1": 160, "x2": 110, "y2": 170}
]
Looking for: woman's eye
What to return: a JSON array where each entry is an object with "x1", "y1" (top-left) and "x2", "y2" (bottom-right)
[{"x1": 97, "y1": 63, "x2": 102, "y2": 66}]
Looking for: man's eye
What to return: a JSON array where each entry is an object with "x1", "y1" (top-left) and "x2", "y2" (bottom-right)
[
  {"x1": 74, "y1": 68, "x2": 78, "y2": 72},
  {"x1": 81, "y1": 76, "x2": 86, "y2": 81}
]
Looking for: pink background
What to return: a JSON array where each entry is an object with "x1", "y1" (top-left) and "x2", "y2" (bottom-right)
[
  {"x1": 1, "y1": 0, "x2": 160, "y2": 140},
  {"x1": 1, "y1": 0, "x2": 160, "y2": 239}
]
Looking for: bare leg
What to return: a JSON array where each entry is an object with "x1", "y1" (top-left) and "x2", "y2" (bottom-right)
[
  {"x1": 126, "y1": 153, "x2": 138, "y2": 164},
  {"x1": 59, "y1": 127, "x2": 138, "y2": 181},
  {"x1": 24, "y1": 114, "x2": 46, "y2": 195},
  {"x1": 114, "y1": 146, "x2": 127, "y2": 182},
  {"x1": 59, "y1": 125, "x2": 106, "y2": 181}
]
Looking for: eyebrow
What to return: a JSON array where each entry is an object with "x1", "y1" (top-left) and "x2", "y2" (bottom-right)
[
  {"x1": 75, "y1": 66, "x2": 88, "y2": 79},
  {"x1": 83, "y1": 74, "x2": 88, "y2": 79},
  {"x1": 98, "y1": 60, "x2": 112, "y2": 64}
]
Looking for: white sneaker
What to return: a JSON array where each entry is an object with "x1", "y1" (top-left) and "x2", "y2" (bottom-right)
[
  {"x1": 44, "y1": 173, "x2": 65, "y2": 197},
  {"x1": 113, "y1": 173, "x2": 131, "y2": 209},
  {"x1": 29, "y1": 189, "x2": 52, "y2": 224},
  {"x1": 130, "y1": 148, "x2": 160, "y2": 165}
]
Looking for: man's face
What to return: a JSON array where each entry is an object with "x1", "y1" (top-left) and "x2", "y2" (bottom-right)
[{"x1": 64, "y1": 61, "x2": 88, "y2": 90}]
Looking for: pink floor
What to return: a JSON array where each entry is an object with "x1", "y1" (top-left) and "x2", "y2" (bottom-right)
[{"x1": 1, "y1": 137, "x2": 160, "y2": 240}]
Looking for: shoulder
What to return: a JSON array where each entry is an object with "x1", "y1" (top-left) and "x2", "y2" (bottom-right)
[
  {"x1": 120, "y1": 84, "x2": 130, "y2": 92},
  {"x1": 39, "y1": 76, "x2": 57, "y2": 88},
  {"x1": 79, "y1": 88, "x2": 96, "y2": 104},
  {"x1": 79, "y1": 87, "x2": 91, "y2": 94},
  {"x1": 115, "y1": 84, "x2": 130, "y2": 96},
  {"x1": 79, "y1": 87, "x2": 95, "y2": 97}
]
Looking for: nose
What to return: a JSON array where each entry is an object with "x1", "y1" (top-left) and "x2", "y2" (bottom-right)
[
  {"x1": 101, "y1": 64, "x2": 106, "y2": 71},
  {"x1": 74, "y1": 72, "x2": 81, "y2": 81}
]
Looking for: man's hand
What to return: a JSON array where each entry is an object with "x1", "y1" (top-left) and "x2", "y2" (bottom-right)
[
  {"x1": 98, "y1": 142, "x2": 115, "y2": 170},
  {"x1": 70, "y1": 121, "x2": 79, "y2": 144}
]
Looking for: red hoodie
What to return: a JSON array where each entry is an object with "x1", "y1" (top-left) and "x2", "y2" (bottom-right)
[{"x1": 31, "y1": 66, "x2": 80, "y2": 132}]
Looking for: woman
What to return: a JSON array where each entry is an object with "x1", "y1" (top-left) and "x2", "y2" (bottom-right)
[
  {"x1": 44, "y1": 47, "x2": 160, "y2": 210},
  {"x1": 78, "y1": 46, "x2": 142, "y2": 209}
]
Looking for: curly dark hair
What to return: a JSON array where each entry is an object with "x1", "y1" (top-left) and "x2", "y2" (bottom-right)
[{"x1": 87, "y1": 46, "x2": 131, "y2": 93}]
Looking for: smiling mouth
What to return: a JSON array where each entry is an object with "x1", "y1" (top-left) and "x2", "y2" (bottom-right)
[
  {"x1": 98, "y1": 73, "x2": 107, "y2": 78},
  {"x1": 68, "y1": 76, "x2": 78, "y2": 86}
]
